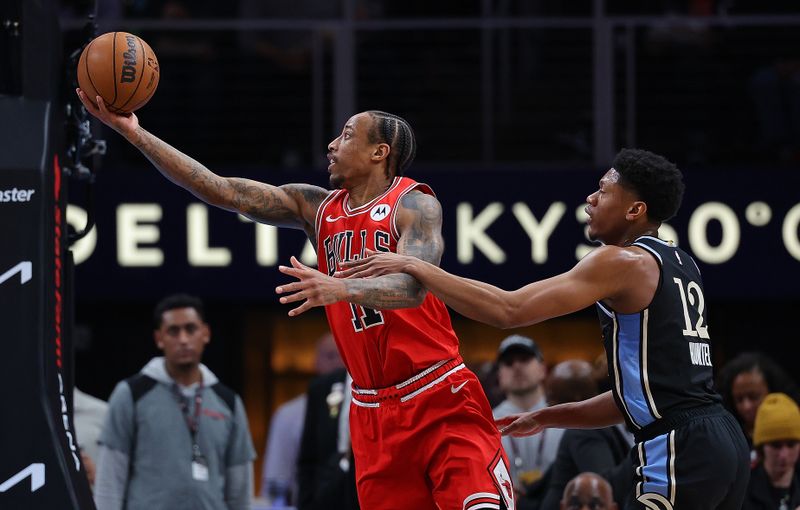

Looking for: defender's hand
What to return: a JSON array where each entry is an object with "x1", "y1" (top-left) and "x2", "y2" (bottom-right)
[
  {"x1": 75, "y1": 88, "x2": 139, "y2": 137},
  {"x1": 495, "y1": 412, "x2": 545, "y2": 437},
  {"x1": 335, "y1": 249, "x2": 416, "y2": 279},
  {"x1": 276, "y1": 256, "x2": 347, "y2": 316}
]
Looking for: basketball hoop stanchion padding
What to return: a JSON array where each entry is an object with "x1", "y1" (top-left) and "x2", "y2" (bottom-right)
[
  {"x1": 0, "y1": 101, "x2": 96, "y2": 510},
  {"x1": 0, "y1": 1, "x2": 95, "y2": 508}
]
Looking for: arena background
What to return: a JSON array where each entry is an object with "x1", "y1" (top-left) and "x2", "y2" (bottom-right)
[{"x1": 2, "y1": 0, "x2": 799, "y2": 506}]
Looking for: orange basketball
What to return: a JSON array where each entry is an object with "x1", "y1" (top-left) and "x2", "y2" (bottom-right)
[{"x1": 77, "y1": 32, "x2": 160, "y2": 114}]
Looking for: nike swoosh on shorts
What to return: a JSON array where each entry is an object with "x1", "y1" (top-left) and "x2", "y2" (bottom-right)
[{"x1": 451, "y1": 381, "x2": 468, "y2": 394}]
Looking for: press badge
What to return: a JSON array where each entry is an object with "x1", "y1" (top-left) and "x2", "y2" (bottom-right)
[{"x1": 192, "y1": 459, "x2": 209, "y2": 481}]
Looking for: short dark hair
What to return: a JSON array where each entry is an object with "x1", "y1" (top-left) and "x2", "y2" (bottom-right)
[
  {"x1": 612, "y1": 148, "x2": 685, "y2": 223},
  {"x1": 153, "y1": 293, "x2": 206, "y2": 329},
  {"x1": 366, "y1": 110, "x2": 417, "y2": 177}
]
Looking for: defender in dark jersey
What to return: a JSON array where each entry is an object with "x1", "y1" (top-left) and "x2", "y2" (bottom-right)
[
  {"x1": 330, "y1": 149, "x2": 750, "y2": 510},
  {"x1": 77, "y1": 89, "x2": 514, "y2": 510}
]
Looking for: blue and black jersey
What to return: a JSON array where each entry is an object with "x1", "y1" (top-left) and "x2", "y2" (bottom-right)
[
  {"x1": 595, "y1": 236, "x2": 750, "y2": 509},
  {"x1": 596, "y1": 235, "x2": 721, "y2": 433}
]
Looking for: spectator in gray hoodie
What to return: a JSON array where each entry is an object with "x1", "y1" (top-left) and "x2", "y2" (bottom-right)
[{"x1": 93, "y1": 294, "x2": 256, "y2": 510}]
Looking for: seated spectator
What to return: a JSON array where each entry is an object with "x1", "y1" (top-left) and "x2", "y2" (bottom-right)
[
  {"x1": 560, "y1": 472, "x2": 618, "y2": 510},
  {"x1": 545, "y1": 360, "x2": 599, "y2": 407},
  {"x1": 743, "y1": 393, "x2": 800, "y2": 510},
  {"x1": 476, "y1": 359, "x2": 505, "y2": 409},
  {"x1": 260, "y1": 333, "x2": 344, "y2": 506},
  {"x1": 297, "y1": 367, "x2": 359, "y2": 510},
  {"x1": 492, "y1": 335, "x2": 564, "y2": 508},
  {"x1": 538, "y1": 361, "x2": 634, "y2": 510},
  {"x1": 717, "y1": 352, "x2": 800, "y2": 454}
]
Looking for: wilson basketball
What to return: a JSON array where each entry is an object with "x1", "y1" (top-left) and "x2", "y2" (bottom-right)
[{"x1": 77, "y1": 32, "x2": 160, "y2": 114}]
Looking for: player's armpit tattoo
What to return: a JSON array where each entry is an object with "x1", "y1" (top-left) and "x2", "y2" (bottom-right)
[
  {"x1": 282, "y1": 184, "x2": 330, "y2": 217},
  {"x1": 344, "y1": 274, "x2": 425, "y2": 309},
  {"x1": 398, "y1": 192, "x2": 444, "y2": 265},
  {"x1": 229, "y1": 178, "x2": 270, "y2": 213},
  {"x1": 131, "y1": 127, "x2": 329, "y2": 230},
  {"x1": 228, "y1": 178, "x2": 298, "y2": 225},
  {"x1": 229, "y1": 182, "x2": 330, "y2": 230}
]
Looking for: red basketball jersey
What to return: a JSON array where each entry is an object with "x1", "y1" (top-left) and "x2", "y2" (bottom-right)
[{"x1": 315, "y1": 176, "x2": 460, "y2": 389}]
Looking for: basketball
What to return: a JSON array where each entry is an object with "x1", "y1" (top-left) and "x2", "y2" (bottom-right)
[{"x1": 77, "y1": 32, "x2": 160, "y2": 114}]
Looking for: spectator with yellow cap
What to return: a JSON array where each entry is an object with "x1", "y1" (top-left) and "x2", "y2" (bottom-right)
[{"x1": 743, "y1": 393, "x2": 800, "y2": 510}]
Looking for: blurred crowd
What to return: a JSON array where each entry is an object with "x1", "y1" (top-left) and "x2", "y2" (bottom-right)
[
  {"x1": 74, "y1": 293, "x2": 800, "y2": 510},
  {"x1": 58, "y1": 2, "x2": 800, "y2": 509},
  {"x1": 58, "y1": 0, "x2": 800, "y2": 170}
]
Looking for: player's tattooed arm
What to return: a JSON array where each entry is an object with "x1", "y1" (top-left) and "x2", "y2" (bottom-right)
[
  {"x1": 129, "y1": 126, "x2": 328, "y2": 231},
  {"x1": 75, "y1": 87, "x2": 328, "y2": 233},
  {"x1": 395, "y1": 191, "x2": 445, "y2": 265},
  {"x1": 341, "y1": 191, "x2": 444, "y2": 309},
  {"x1": 275, "y1": 192, "x2": 443, "y2": 315}
]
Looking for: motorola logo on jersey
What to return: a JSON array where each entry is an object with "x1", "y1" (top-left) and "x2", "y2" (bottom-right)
[
  {"x1": 370, "y1": 204, "x2": 391, "y2": 221},
  {"x1": 0, "y1": 188, "x2": 36, "y2": 203}
]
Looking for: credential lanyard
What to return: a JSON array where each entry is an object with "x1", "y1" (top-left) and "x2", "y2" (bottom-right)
[
  {"x1": 172, "y1": 382, "x2": 205, "y2": 461},
  {"x1": 509, "y1": 428, "x2": 546, "y2": 469}
]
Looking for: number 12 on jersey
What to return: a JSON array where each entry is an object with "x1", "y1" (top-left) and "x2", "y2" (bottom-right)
[
  {"x1": 673, "y1": 277, "x2": 709, "y2": 339},
  {"x1": 349, "y1": 303, "x2": 385, "y2": 332}
]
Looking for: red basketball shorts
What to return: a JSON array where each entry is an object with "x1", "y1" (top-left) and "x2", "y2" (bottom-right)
[{"x1": 349, "y1": 357, "x2": 516, "y2": 510}]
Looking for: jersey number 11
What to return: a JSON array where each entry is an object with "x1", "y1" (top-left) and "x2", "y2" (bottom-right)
[{"x1": 349, "y1": 303, "x2": 385, "y2": 332}]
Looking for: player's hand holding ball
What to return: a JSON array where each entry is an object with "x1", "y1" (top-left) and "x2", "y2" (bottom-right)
[{"x1": 75, "y1": 31, "x2": 160, "y2": 137}]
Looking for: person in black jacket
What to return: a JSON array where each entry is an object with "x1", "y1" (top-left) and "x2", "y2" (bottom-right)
[
  {"x1": 297, "y1": 367, "x2": 359, "y2": 510},
  {"x1": 744, "y1": 393, "x2": 800, "y2": 510}
]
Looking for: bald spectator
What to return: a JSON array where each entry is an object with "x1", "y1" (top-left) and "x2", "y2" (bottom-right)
[
  {"x1": 540, "y1": 360, "x2": 633, "y2": 510},
  {"x1": 546, "y1": 360, "x2": 599, "y2": 407},
  {"x1": 260, "y1": 333, "x2": 344, "y2": 506},
  {"x1": 560, "y1": 473, "x2": 618, "y2": 510}
]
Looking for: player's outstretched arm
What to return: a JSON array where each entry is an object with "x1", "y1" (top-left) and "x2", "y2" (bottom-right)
[
  {"x1": 337, "y1": 191, "x2": 444, "y2": 309},
  {"x1": 496, "y1": 391, "x2": 623, "y2": 437},
  {"x1": 337, "y1": 245, "x2": 632, "y2": 328},
  {"x1": 75, "y1": 89, "x2": 328, "y2": 231},
  {"x1": 275, "y1": 191, "x2": 445, "y2": 315}
]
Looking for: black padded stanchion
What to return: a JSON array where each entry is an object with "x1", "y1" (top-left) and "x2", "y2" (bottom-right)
[{"x1": 0, "y1": 0, "x2": 96, "y2": 508}]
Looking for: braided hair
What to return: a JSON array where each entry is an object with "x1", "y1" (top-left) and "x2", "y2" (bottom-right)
[{"x1": 366, "y1": 110, "x2": 417, "y2": 177}]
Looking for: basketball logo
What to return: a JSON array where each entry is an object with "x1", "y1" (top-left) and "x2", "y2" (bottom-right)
[
  {"x1": 370, "y1": 204, "x2": 391, "y2": 221},
  {"x1": 77, "y1": 31, "x2": 160, "y2": 114},
  {"x1": 488, "y1": 451, "x2": 516, "y2": 510}
]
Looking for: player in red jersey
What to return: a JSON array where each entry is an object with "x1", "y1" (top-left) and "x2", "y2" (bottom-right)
[{"x1": 76, "y1": 89, "x2": 514, "y2": 510}]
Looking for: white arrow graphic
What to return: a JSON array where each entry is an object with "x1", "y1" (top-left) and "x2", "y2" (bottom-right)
[
  {"x1": 0, "y1": 463, "x2": 45, "y2": 493},
  {"x1": 0, "y1": 261, "x2": 32, "y2": 286}
]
